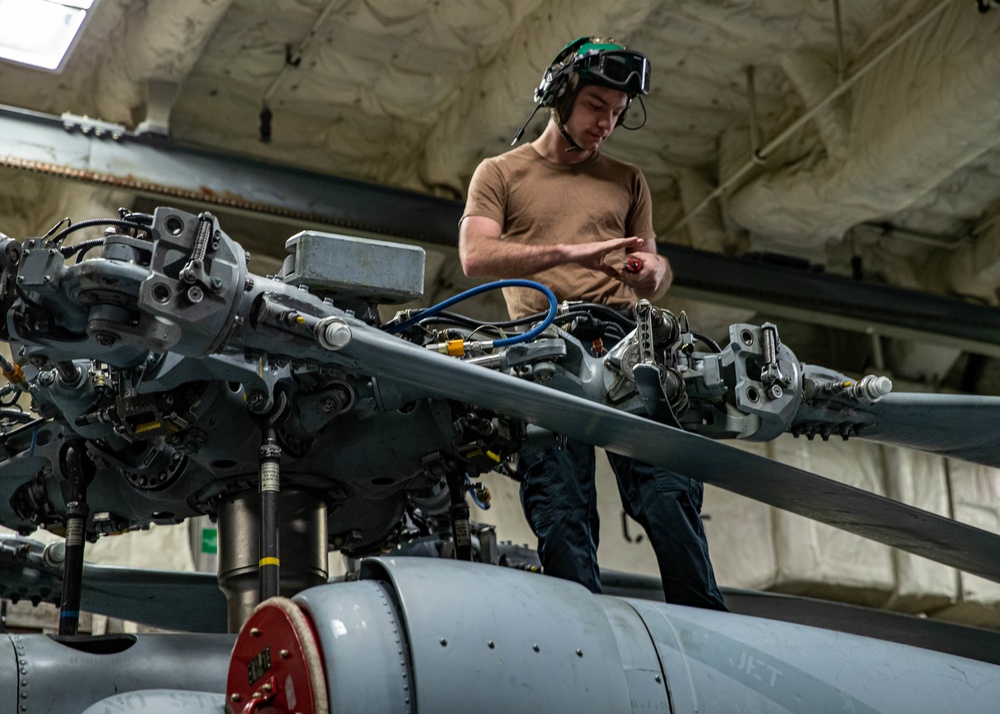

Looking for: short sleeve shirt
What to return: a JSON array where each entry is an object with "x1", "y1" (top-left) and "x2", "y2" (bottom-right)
[{"x1": 461, "y1": 143, "x2": 655, "y2": 318}]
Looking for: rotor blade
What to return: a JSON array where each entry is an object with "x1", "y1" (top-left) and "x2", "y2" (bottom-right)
[
  {"x1": 0, "y1": 535, "x2": 228, "y2": 632},
  {"x1": 338, "y1": 327, "x2": 1000, "y2": 583},
  {"x1": 79, "y1": 563, "x2": 228, "y2": 633},
  {"x1": 854, "y1": 393, "x2": 1000, "y2": 468}
]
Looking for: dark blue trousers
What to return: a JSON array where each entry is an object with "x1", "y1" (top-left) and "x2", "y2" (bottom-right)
[{"x1": 518, "y1": 437, "x2": 727, "y2": 610}]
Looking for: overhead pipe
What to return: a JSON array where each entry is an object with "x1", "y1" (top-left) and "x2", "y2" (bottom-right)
[
  {"x1": 261, "y1": 0, "x2": 343, "y2": 110},
  {"x1": 833, "y1": 0, "x2": 846, "y2": 83},
  {"x1": 663, "y1": 0, "x2": 955, "y2": 238}
]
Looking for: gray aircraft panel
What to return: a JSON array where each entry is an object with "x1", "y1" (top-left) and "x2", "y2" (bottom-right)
[
  {"x1": 2, "y1": 633, "x2": 233, "y2": 714},
  {"x1": 601, "y1": 568, "x2": 1000, "y2": 666},
  {"x1": 80, "y1": 690, "x2": 225, "y2": 714},
  {"x1": 628, "y1": 597, "x2": 1000, "y2": 714}
]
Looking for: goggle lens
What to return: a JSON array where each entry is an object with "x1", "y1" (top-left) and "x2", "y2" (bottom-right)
[{"x1": 580, "y1": 51, "x2": 649, "y2": 95}]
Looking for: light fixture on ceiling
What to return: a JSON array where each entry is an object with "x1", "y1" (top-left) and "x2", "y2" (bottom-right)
[{"x1": 0, "y1": 0, "x2": 96, "y2": 72}]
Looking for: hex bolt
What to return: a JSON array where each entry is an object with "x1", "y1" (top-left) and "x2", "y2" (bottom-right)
[
  {"x1": 231, "y1": 694, "x2": 241, "y2": 702},
  {"x1": 42, "y1": 541, "x2": 65, "y2": 567},
  {"x1": 576, "y1": 649, "x2": 584, "y2": 657},
  {"x1": 280, "y1": 649, "x2": 291, "y2": 659},
  {"x1": 318, "y1": 319, "x2": 352, "y2": 350},
  {"x1": 439, "y1": 638, "x2": 447, "y2": 646},
  {"x1": 250, "y1": 627, "x2": 261, "y2": 638},
  {"x1": 532, "y1": 644, "x2": 540, "y2": 652}
]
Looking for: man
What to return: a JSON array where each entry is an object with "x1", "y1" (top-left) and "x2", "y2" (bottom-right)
[{"x1": 458, "y1": 36, "x2": 726, "y2": 610}]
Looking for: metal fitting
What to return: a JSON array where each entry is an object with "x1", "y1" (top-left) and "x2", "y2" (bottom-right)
[{"x1": 315, "y1": 317, "x2": 353, "y2": 351}]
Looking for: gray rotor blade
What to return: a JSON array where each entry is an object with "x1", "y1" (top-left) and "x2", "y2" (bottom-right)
[
  {"x1": 0, "y1": 535, "x2": 227, "y2": 632},
  {"x1": 79, "y1": 563, "x2": 228, "y2": 632},
  {"x1": 338, "y1": 327, "x2": 1000, "y2": 583},
  {"x1": 855, "y1": 393, "x2": 1000, "y2": 468}
]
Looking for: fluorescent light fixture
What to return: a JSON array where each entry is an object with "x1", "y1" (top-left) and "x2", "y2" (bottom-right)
[{"x1": 0, "y1": 0, "x2": 96, "y2": 72}]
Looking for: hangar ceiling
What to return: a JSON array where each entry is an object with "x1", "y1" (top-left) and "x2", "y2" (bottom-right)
[{"x1": 2, "y1": 0, "x2": 1000, "y2": 391}]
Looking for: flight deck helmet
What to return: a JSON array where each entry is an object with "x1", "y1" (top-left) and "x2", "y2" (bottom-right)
[
  {"x1": 536, "y1": 36, "x2": 650, "y2": 126},
  {"x1": 511, "y1": 36, "x2": 650, "y2": 145}
]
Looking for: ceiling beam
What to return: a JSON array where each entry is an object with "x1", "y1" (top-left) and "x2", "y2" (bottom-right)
[
  {"x1": 2, "y1": 103, "x2": 1000, "y2": 355},
  {"x1": 0, "y1": 104, "x2": 462, "y2": 245},
  {"x1": 663, "y1": 245, "x2": 1000, "y2": 358}
]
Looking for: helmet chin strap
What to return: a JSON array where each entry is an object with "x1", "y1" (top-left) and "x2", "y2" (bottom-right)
[{"x1": 557, "y1": 120, "x2": 585, "y2": 152}]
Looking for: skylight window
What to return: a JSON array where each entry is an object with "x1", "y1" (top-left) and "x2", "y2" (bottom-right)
[{"x1": 0, "y1": 0, "x2": 96, "y2": 72}]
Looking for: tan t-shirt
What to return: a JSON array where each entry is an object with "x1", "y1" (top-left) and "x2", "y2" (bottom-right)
[{"x1": 461, "y1": 143, "x2": 656, "y2": 319}]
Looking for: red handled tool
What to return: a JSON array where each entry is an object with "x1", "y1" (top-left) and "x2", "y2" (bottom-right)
[{"x1": 623, "y1": 256, "x2": 644, "y2": 274}]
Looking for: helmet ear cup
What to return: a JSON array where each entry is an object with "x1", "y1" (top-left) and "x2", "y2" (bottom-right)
[{"x1": 552, "y1": 72, "x2": 580, "y2": 124}]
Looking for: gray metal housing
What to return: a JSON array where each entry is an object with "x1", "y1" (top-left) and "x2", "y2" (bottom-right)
[
  {"x1": 0, "y1": 633, "x2": 233, "y2": 714},
  {"x1": 283, "y1": 229, "x2": 425, "y2": 304},
  {"x1": 293, "y1": 557, "x2": 1000, "y2": 714}
]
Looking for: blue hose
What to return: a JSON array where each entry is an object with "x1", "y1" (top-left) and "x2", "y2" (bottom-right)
[{"x1": 386, "y1": 279, "x2": 558, "y2": 348}]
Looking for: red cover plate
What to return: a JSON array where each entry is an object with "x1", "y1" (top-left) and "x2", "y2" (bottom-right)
[{"x1": 226, "y1": 597, "x2": 329, "y2": 714}]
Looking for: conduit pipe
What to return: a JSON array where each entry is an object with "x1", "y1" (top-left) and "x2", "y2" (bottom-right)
[
  {"x1": 726, "y1": 0, "x2": 1000, "y2": 248},
  {"x1": 262, "y1": 0, "x2": 344, "y2": 109},
  {"x1": 663, "y1": 0, "x2": 954, "y2": 238}
]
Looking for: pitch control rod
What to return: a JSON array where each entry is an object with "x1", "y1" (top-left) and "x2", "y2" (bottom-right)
[{"x1": 58, "y1": 445, "x2": 90, "y2": 636}]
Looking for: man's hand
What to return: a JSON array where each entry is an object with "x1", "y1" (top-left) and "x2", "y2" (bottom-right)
[
  {"x1": 563, "y1": 236, "x2": 646, "y2": 277},
  {"x1": 618, "y1": 249, "x2": 672, "y2": 300},
  {"x1": 460, "y1": 217, "x2": 649, "y2": 279}
]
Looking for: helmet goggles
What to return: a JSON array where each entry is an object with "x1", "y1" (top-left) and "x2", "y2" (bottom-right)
[
  {"x1": 576, "y1": 49, "x2": 650, "y2": 96},
  {"x1": 513, "y1": 37, "x2": 650, "y2": 145}
]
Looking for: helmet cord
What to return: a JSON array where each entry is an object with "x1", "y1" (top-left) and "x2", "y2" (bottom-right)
[
  {"x1": 511, "y1": 105, "x2": 543, "y2": 146},
  {"x1": 621, "y1": 95, "x2": 647, "y2": 131}
]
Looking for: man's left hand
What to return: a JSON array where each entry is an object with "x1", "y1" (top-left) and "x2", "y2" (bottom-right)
[{"x1": 619, "y1": 250, "x2": 672, "y2": 300}]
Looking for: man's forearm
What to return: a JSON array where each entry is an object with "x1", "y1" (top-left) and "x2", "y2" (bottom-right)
[{"x1": 460, "y1": 236, "x2": 568, "y2": 278}]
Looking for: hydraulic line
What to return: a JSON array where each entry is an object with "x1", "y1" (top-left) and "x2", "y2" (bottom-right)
[
  {"x1": 49, "y1": 218, "x2": 151, "y2": 246},
  {"x1": 387, "y1": 279, "x2": 557, "y2": 347}
]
